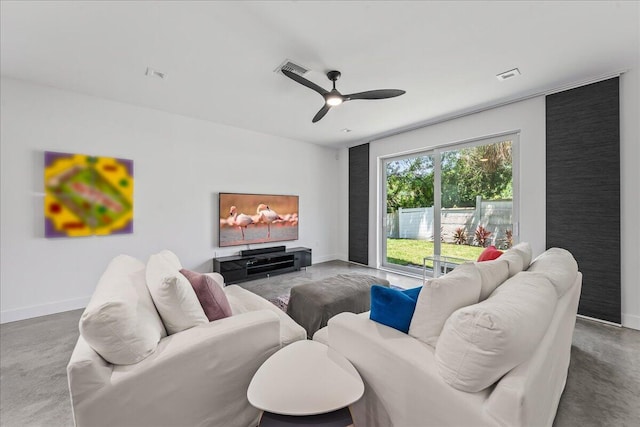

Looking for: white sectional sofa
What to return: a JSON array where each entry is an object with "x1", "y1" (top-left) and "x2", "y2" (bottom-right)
[
  {"x1": 314, "y1": 245, "x2": 582, "y2": 427},
  {"x1": 67, "y1": 251, "x2": 306, "y2": 427}
]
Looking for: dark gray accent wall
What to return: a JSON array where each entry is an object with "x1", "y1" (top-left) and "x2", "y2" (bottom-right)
[
  {"x1": 546, "y1": 77, "x2": 620, "y2": 324},
  {"x1": 349, "y1": 143, "x2": 369, "y2": 265}
]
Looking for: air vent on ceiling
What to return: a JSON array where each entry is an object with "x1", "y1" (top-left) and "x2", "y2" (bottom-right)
[
  {"x1": 275, "y1": 59, "x2": 309, "y2": 76},
  {"x1": 145, "y1": 67, "x2": 166, "y2": 79},
  {"x1": 496, "y1": 68, "x2": 521, "y2": 81}
]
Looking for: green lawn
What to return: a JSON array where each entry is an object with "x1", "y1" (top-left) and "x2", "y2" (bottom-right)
[{"x1": 386, "y1": 238, "x2": 485, "y2": 268}]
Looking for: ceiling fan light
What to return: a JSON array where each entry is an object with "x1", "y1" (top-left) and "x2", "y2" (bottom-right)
[{"x1": 326, "y1": 96, "x2": 343, "y2": 106}]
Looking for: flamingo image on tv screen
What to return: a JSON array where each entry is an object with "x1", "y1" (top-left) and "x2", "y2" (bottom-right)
[{"x1": 219, "y1": 193, "x2": 299, "y2": 247}]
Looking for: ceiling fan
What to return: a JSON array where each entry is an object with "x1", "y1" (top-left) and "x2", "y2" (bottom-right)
[{"x1": 281, "y1": 69, "x2": 406, "y2": 123}]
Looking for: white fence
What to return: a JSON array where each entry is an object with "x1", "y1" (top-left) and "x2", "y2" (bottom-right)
[{"x1": 386, "y1": 197, "x2": 512, "y2": 247}]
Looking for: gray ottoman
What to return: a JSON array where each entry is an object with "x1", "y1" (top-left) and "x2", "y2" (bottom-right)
[{"x1": 286, "y1": 274, "x2": 390, "y2": 337}]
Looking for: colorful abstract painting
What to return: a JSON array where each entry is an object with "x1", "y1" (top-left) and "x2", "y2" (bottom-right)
[{"x1": 44, "y1": 151, "x2": 134, "y2": 237}]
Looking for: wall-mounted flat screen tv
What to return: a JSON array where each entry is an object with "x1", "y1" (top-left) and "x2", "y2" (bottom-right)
[{"x1": 219, "y1": 193, "x2": 299, "y2": 247}]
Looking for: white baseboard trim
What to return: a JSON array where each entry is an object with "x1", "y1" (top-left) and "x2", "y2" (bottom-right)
[
  {"x1": 1, "y1": 296, "x2": 90, "y2": 324},
  {"x1": 622, "y1": 313, "x2": 640, "y2": 331},
  {"x1": 576, "y1": 314, "x2": 621, "y2": 327},
  {"x1": 313, "y1": 253, "x2": 341, "y2": 264},
  {"x1": 335, "y1": 253, "x2": 349, "y2": 262},
  {"x1": 576, "y1": 314, "x2": 640, "y2": 331}
]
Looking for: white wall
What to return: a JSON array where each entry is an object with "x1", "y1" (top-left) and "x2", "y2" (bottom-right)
[
  {"x1": 337, "y1": 147, "x2": 350, "y2": 261},
  {"x1": 352, "y1": 72, "x2": 639, "y2": 330},
  {"x1": 620, "y1": 68, "x2": 640, "y2": 330},
  {"x1": 0, "y1": 78, "x2": 341, "y2": 323}
]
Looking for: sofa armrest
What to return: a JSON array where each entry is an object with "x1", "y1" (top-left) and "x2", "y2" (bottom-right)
[
  {"x1": 327, "y1": 312, "x2": 495, "y2": 427},
  {"x1": 224, "y1": 284, "x2": 307, "y2": 346},
  {"x1": 67, "y1": 336, "x2": 114, "y2": 406},
  {"x1": 72, "y1": 310, "x2": 281, "y2": 427},
  {"x1": 484, "y1": 273, "x2": 583, "y2": 427}
]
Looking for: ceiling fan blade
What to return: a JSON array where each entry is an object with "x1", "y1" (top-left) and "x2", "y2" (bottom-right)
[
  {"x1": 345, "y1": 89, "x2": 406, "y2": 101},
  {"x1": 281, "y1": 69, "x2": 329, "y2": 96},
  {"x1": 312, "y1": 104, "x2": 331, "y2": 123}
]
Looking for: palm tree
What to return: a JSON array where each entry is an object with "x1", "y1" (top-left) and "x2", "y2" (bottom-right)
[{"x1": 470, "y1": 141, "x2": 512, "y2": 173}]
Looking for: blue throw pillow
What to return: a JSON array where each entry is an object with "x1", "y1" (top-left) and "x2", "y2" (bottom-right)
[{"x1": 370, "y1": 285, "x2": 422, "y2": 333}]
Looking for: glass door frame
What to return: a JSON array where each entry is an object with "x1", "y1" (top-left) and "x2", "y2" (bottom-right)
[
  {"x1": 380, "y1": 150, "x2": 436, "y2": 276},
  {"x1": 379, "y1": 132, "x2": 520, "y2": 277}
]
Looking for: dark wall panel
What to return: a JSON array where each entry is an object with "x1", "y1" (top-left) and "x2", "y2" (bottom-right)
[
  {"x1": 546, "y1": 77, "x2": 620, "y2": 323},
  {"x1": 349, "y1": 143, "x2": 369, "y2": 265}
]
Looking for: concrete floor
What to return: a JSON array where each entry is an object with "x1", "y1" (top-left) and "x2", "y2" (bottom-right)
[{"x1": 1, "y1": 260, "x2": 639, "y2": 426}]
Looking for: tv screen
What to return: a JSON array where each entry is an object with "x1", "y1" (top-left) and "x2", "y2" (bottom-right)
[{"x1": 219, "y1": 193, "x2": 299, "y2": 247}]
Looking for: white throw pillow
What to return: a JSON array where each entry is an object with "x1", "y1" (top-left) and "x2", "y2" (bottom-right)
[
  {"x1": 435, "y1": 271, "x2": 557, "y2": 392},
  {"x1": 146, "y1": 251, "x2": 208, "y2": 335},
  {"x1": 474, "y1": 259, "x2": 510, "y2": 301},
  {"x1": 527, "y1": 247, "x2": 578, "y2": 297},
  {"x1": 408, "y1": 263, "x2": 481, "y2": 346},
  {"x1": 79, "y1": 255, "x2": 166, "y2": 365},
  {"x1": 159, "y1": 249, "x2": 182, "y2": 271}
]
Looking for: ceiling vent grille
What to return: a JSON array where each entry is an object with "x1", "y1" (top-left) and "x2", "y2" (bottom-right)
[
  {"x1": 496, "y1": 68, "x2": 521, "y2": 81},
  {"x1": 275, "y1": 59, "x2": 309, "y2": 76}
]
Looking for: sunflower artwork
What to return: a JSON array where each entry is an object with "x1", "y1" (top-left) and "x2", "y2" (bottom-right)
[{"x1": 44, "y1": 151, "x2": 134, "y2": 237}]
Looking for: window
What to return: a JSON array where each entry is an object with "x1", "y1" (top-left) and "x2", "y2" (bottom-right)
[{"x1": 381, "y1": 134, "x2": 518, "y2": 276}]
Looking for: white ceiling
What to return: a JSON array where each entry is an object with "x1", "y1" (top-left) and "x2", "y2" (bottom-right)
[{"x1": 1, "y1": 1, "x2": 638, "y2": 148}]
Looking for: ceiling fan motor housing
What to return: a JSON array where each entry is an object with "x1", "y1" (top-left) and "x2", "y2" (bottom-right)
[{"x1": 327, "y1": 70, "x2": 341, "y2": 81}]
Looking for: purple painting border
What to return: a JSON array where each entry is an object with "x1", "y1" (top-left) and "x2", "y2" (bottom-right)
[
  {"x1": 44, "y1": 217, "x2": 68, "y2": 238},
  {"x1": 44, "y1": 151, "x2": 74, "y2": 168},
  {"x1": 110, "y1": 219, "x2": 134, "y2": 235},
  {"x1": 115, "y1": 157, "x2": 134, "y2": 178},
  {"x1": 113, "y1": 157, "x2": 133, "y2": 235}
]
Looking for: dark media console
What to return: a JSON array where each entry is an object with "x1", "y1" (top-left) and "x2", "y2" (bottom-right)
[{"x1": 213, "y1": 246, "x2": 312, "y2": 284}]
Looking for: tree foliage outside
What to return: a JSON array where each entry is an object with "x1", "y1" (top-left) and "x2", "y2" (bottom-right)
[
  {"x1": 442, "y1": 141, "x2": 512, "y2": 208},
  {"x1": 386, "y1": 155, "x2": 434, "y2": 212},
  {"x1": 386, "y1": 141, "x2": 512, "y2": 211}
]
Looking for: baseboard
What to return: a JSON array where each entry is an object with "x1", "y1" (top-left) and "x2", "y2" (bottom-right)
[
  {"x1": 576, "y1": 314, "x2": 623, "y2": 328},
  {"x1": 313, "y1": 253, "x2": 341, "y2": 264},
  {"x1": 1, "y1": 296, "x2": 90, "y2": 324},
  {"x1": 336, "y1": 253, "x2": 349, "y2": 262},
  {"x1": 622, "y1": 313, "x2": 640, "y2": 331}
]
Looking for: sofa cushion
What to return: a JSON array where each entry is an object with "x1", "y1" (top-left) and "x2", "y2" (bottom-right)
[
  {"x1": 435, "y1": 271, "x2": 557, "y2": 392},
  {"x1": 204, "y1": 272, "x2": 226, "y2": 290},
  {"x1": 500, "y1": 250, "x2": 524, "y2": 276},
  {"x1": 79, "y1": 255, "x2": 166, "y2": 365},
  {"x1": 370, "y1": 286, "x2": 421, "y2": 333},
  {"x1": 146, "y1": 251, "x2": 208, "y2": 335},
  {"x1": 180, "y1": 269, "x2": 232, "y2": 322},
  {"x1": 527, "y1": 247, "x2": 579, "y2": 297},
  {"x1": 499, "y1": 242, "x2": 532, "y2": 276},
  {"x1": 409, "y1": 263, "x2": 481, "y2": 346},
  {"x1": 510, "y1": 242, "x2": 533, "y2": 267},
  {"x1": 474, "y1": 259, "x2": 510, "y2": 301},
  {"x1": 477, "y1": 245, "x2": 503, "y2": 262}
]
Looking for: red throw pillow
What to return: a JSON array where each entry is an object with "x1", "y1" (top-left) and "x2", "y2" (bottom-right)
[
  {"x1": 179, "y1": 269, "x2": 232, "y2": 321},
  {"x1": 477, "y1": 245, "x2": 503, "y2": 262}
]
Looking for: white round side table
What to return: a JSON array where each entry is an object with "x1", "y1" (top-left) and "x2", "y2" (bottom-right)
[{"x1": 247, "y1": 340, "x2": 364, "y2": 426}]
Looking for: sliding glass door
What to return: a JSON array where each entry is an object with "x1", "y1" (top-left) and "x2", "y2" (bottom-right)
[
  {"x1": 382, "y1": 135, "x2": 517, "y2": 277},
  {"x1": 382, "y1": 154, "x2": 436, "y2": 274}
]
